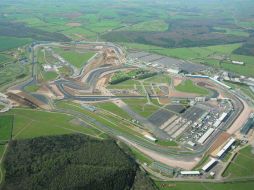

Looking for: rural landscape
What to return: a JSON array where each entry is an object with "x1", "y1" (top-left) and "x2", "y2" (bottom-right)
[{"x1": 1, "y1": 0, "x2": 254, "y2": 189}]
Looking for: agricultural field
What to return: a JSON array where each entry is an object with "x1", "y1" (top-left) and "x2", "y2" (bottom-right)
[
  {"x1": 86, "y1": 20, "x2": 122, "y2": 33},
  {"x1": 155, "y1": 181, "x2": 254, "y2": 190},
  {"x1": 124, "y1": 43, "x2": 242, "y2": 60},
  {"x1": 2, "y1": 108, "x2": 103, "y2": 140},
  {"x1": 175, "y1": 80, "x2": 209, "y2": 95},
  {"x1": 122, "y1": 20, "x2": 168, "y2": 32},
  {"x1": 0, "y1": 20, "x2": 70, "y2": 42},
  {"x1": 0, "y1": 0, "x2": 253, "y2": 76},
  {"x1": 0, "y1": 36, "x2": 31, "y2": 52},
  {"x1": 62, "y1": 27, "x2": 97, "y2": 40},
  {"x1": 0, "y1": 54, "x2": 12, "y2": 65},
  {"x1": 212, "y1": 27, "x2": 250, "y2": 37},
  {"x1": 223, "y1": 146, "x2": 254, "y2": 178},
  {"x1": 0, "y1": 115, "x2": 13, "y2": 143},
  {"x1": 53, "y1": 48, "x2": 95, "y2": 68},
  {"x1": 103, "y1": 19, "x2": 246, "y2": 49},
  {"x1": 1, "y1": 0, "x2": 252, "y2": 52}
]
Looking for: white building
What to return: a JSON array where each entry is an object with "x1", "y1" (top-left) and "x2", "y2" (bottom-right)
[
  {"x1": 216, "y1": 138, "x2": 236, "y2": 158},
  {"x1": 202, "y1": 158, "x2": 218, "y2": 172},
  {"x1": 180, "y1": 171, "x2": 200, "y2": 175},
  {"x1": 167, "y1": 68, "x2": 180, "y2": 74},
  {"x1": 213, "y1": 112, "x2": 228, "y2": 128},
  {"x1": 42, "y1": 64, "x2": 53, "y2": 72},
  {"x1": 187, "y1": 141, "x2": 196, "y2": 147},
  {"x1": 195, "y1": 97, "x2": 206, "y2": 102},
  {"x1": 197, "y1": 128, "x2": 215, "y2": 144},
  {"x1": 144, "y1": 134, "x2": 157, "y2": 142},
  {"x1": 232, "y1": 61, "x2": 244, "y2": 65}
]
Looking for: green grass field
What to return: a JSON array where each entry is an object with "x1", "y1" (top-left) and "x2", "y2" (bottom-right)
[
  {"x1": 42, "y1": 71, "x2": 58, "y2": 81},
  {"x1": 156, "y1": 140, "x2": 178, "y2": 147},
  {"x1": 36, "y1": 48, "x2": 45, "y2": 65},
  {"x1": 54, "y1": 48, "x2": 95, "y2": 68},
  {"x1": 0, "y1": 144, "x2": 6, "y2": 184},
  {"x1": 95, "y1": 102, "x2": 132, "y2": 120},
  {"x1": 124, "y1": 43, "x2": 242, "y2": 60},
  {"x1": 223, "y1": 146, "x2": 254, "y2": 178},
  {"x1": 0, "y1": 145, "x2": 4, "y2": 158},
  {"x1": 123, "y1": 98, "x2": 159, "y2": 117},
  {"x1": 87, "y1": 20, "x2": 122, "y2": 33},
  {"x1": 155, "y1": 181, "x2": 254, "y2": 190},
  {"x1": 130, "y1": 147, "x2": 153, "y2": 165},
  {"x1": 0, "y1": 54, "x2": 12, "y2": 65},
  {"x1": 221, "y1": 54, "x2": 254, "y2": 77},
  {"x1": 107, "y1": 79, "x2": 141, "y2": 90},
  {"x1": 241, "y1": 87, "x2": 254, "y2": 101},
  {"x1": 24, "y1": 84, "x2": 40, "y2": 92},
  {"x1": 3, "y1": 108, "x2": 102, "y2": 140},
  {"x1": 213, "y1": 27, "x2": 250, "y2": 37},
  {"x1": 175, "y1": 80, "x2": 209, "y2": 95},
  {"x1": 144, "y1": 74, "x2": 171, "y2": 85},
  {"x1": 224, "y1": 81, "x2": 254, "y2": 101},
  {"x1": 0, "y1": 36, "x2": 32, "y2": 52},
  {"x1": 56, "y1": 101, "x2": 146, "y2": 139},
  {"x1": 0, "y1": 115, "x2": 13, "y2": 143},
  {"x1": 0, "y1": 62, "x2": 30, "y2": 88},
  {"x1": 62, "y1": 27, "x2": 97, "y2": 40}
]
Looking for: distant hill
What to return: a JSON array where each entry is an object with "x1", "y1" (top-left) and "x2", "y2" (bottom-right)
[{"x1": 0, "y1": 21, "x2": 70, "y2": 42}]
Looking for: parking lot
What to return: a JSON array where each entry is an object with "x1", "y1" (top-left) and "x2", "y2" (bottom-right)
[
  {"x1": 179, "y1": 100, "x2": 234, "y2": 148},
  {"x1": 127, "y1": 51, "x2": 207, "y2": 73},
  {"x1": 148, "y1": 109, "x2": 176, "y2": 127},
  {"x1": 146, "y1": 98, "x2": 234, "y2": 149}
]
